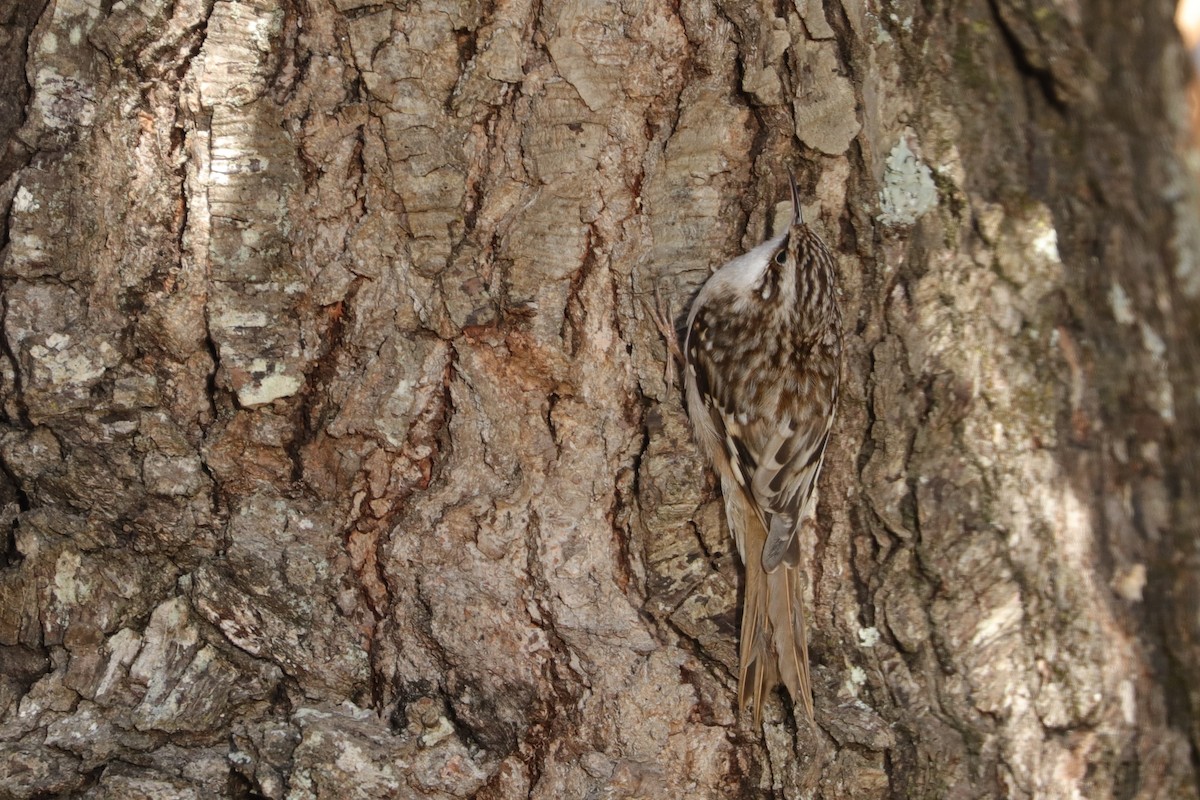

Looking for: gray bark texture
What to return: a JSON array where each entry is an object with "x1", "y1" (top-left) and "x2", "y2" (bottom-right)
[{"x1": 1, "y1": 0, "x2": 1199, "y2": 796}]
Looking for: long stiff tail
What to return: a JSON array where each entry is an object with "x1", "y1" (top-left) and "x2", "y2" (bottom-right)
[{"x1": 737, "y1": 510, "x2": 813, "y2": 725}]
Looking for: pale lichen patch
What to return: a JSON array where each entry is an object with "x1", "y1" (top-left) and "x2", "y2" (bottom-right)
[
  {"x1": 878, "y1": 137, "x2": 938, "y2": 226},
  {"x1": 211, "y1": 308, "x2": 269, "y2": 328},
  {"x1": 1112, "y1": 563, "x2": 1147, "y2": 602},
  {"x1": 1138, "y1": 320, "x2": 1174, "y2": 420},
  {"x1": 1031, "y1": 224, "x2": 1060, "y2": 263},
  {"x1": 53, "y1": 549, "x2": 83, "y2": 608},
  {"x1": 1109, "y1": 281, "x2": 1135, "y2": 325},
  {"x1": 857, "y1": 626, "x2": 881, "y2": 647},
  {"x1": 843, "y1": 666, "x2": 868, "y2": 698},
  {"x1": 237, "y1": 361, "x2": 303, "y2": 407},
  {"x1": 28, "y1": 337, "x2": 117, "y2": 389},
  {"x1": 14, "y1": 186, "x2": 39, "y2": 212},
  {"x1": 1139, "y1": 320, "x2": 1167, "y2": 360}
]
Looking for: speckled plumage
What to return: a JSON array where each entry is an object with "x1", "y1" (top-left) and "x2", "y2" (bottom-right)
[{"x1": 683, "y1": 177, "x2": 842, "y2": 724}]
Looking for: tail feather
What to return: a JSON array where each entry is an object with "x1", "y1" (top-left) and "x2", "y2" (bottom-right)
[
  {"x1": 737, "y1": 586, "x2": 774, "y2": 725},
  {"x1": 736, "y1": 507, "x2": 813, "y2": 724},
  {"x1": 771, "y1": 566, "x2": 813, "y2": 719}
]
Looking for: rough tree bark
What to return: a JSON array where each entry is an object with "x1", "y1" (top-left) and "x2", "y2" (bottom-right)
[{"x1": 1, "y1": 0, "x2": 1199, "y2": 797}]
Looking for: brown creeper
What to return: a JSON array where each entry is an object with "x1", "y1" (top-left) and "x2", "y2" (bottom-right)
[{"x1": 684, "y1": 176, "x2": 842, "y2": 723}]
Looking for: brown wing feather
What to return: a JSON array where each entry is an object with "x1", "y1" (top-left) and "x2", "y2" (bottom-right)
[{"x1": 758, "y1": 420, "x2": 834, "y2": 572}]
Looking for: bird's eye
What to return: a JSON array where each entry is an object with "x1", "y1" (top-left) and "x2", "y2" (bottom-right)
[{"x1": 774, "y1": 249, "x2": 787, "y2": 265}]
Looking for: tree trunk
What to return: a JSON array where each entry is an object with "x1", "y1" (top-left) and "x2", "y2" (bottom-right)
[{"x1": 1, "y1": 0, "x2": 1198, "y2": 797}]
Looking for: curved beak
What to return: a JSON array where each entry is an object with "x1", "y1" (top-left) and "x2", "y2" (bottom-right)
[{"x1": 788, "y1": 173, "x2": 803, "y2": 226}]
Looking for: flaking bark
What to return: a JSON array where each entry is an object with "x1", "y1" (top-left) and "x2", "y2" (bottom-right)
[{"x1": 1, "y1": 0, "x2": 1199, "y2": 797}]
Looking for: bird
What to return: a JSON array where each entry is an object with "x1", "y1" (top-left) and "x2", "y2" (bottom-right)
[{"x1": 682, "y1": 175, "x2": 843, "y2": 724}]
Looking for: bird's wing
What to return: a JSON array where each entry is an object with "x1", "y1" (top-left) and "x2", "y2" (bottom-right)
[{"x1": 751, "y1": 418, "x2": 832, "y2": 572}]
